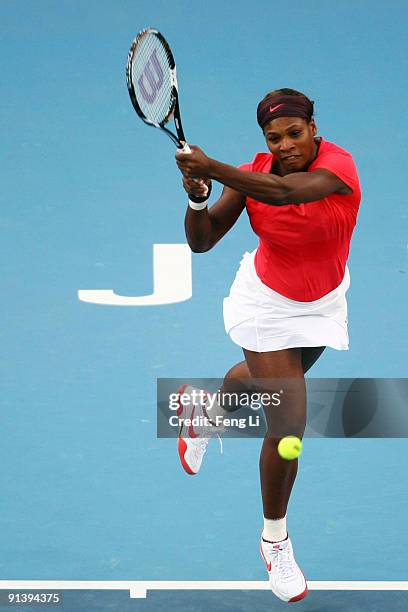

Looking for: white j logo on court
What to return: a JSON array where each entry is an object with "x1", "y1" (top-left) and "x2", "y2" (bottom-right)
[{"x1": 77, "y1": 244, "x2": 192, "y2": 306}]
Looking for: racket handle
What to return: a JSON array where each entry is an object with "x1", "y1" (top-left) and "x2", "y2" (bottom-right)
[{"x1": 180, "y1": 142, "x2": 209, "y2": 197}]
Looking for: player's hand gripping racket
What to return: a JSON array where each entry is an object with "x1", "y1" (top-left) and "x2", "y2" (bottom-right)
[{"x1": 126, "y1": 28, "x2": 209, "y2": 198}]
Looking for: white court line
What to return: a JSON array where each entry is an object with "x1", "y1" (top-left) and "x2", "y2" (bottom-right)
[{"x1": 0, "y1": 581, "x2": 408, "y2": 599}]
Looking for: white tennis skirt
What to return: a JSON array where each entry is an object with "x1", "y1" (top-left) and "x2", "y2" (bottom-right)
[{"x1": 223, "y1": 250, "x2": 350, "y2": 352}]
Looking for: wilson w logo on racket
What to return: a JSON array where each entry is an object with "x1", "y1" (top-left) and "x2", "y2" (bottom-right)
[
  {"x1": 126, "y1": 27, "x2": 208, "y2": 195},
  {"x1": 126, "y1": 28, "x2": 184, "y2": 147},
  {"x1": 138, "y1": 50, "x2": 164, "y2": 104}
]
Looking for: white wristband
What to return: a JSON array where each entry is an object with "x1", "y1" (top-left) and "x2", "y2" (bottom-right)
[{"x1": 188, "y1": 198, "x2": 208, "y2": 210}]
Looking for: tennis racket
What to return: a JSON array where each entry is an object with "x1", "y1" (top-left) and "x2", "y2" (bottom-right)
[{"x1": 125, "y1": 28, "x2": 208, "y2": 195}]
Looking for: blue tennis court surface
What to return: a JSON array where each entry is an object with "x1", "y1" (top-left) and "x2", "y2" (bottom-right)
[{"x1": 1, "y1": 0, "x2": 408, "y2": 609}]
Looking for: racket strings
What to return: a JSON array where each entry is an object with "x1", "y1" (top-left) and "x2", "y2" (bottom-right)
[{"x1": 131, "y1": 33, "x2": 174, "y2": 124}]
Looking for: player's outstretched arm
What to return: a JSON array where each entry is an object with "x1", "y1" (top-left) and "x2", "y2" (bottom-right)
[{"x1": 176, "y1": 146, "x2": 351, "y2": 205}]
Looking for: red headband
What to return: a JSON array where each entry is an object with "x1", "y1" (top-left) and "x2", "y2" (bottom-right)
[{"x1": 257, "y1": 95, "x2": 314, "y2": 129}]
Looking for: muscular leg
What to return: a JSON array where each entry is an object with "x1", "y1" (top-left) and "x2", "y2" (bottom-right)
[
  {"x1": 269, "y1": 346, "x2": 324, "y2": 518},
  {"x1": 223, "y1": 346, "x2": 325, "y2": 385},
  {"x1": 243, "y1": 348, "x2": 305, "y2": 519},
  {"x1": 220, "y1": 346, "x2": 325, "y2": 520}
]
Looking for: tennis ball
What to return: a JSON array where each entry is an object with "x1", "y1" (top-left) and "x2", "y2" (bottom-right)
[{"x1": 277, "y1": 436, "x2": 303, "y2": 460}]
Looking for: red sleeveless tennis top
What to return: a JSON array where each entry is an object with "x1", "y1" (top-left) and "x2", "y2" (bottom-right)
[{"x1": 240, "y1": 138, "x2": 361, "y2": 301}]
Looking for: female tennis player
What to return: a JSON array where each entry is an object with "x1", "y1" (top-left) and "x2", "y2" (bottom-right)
[{"x1": 174, "y1": 88, "x2": 361, "y2": 603}]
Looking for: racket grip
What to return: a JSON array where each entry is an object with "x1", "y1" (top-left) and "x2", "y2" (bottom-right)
[{"x1": 180, "y1": 143, "x2": 209, "y2": 196}]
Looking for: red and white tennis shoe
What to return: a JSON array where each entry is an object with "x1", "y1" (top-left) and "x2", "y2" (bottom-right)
[
  {"x1": 176, "y1": 384, "x2": 223, "y2": 475},
  {"x1": 260, "y1": 535, "x2": 308, "y2": 603}
]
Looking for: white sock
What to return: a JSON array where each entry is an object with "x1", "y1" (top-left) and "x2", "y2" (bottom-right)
[{"x1": 263, "y1": 516, "x2": 287, "y2": 543}]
